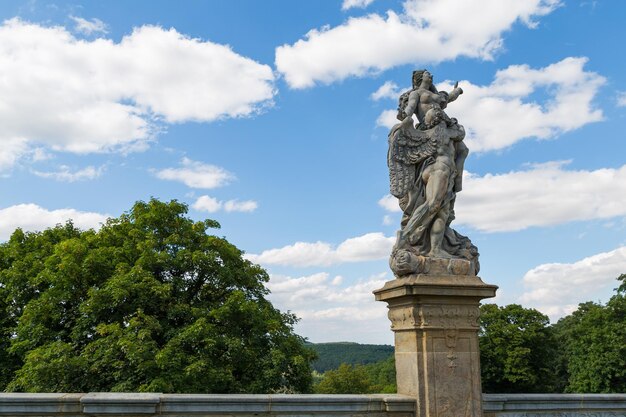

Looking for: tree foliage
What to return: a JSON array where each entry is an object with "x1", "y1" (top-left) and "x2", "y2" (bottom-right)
[
  {"x1": 308, "y1": 342, "x2": 394, "y2": 372},
  {"x1": 479, "y1": 304, "x2": 560, "y2": 393},
  {"x1": 314, "y1": 363, "x2": 375, "y2": 394},
  {"x1": 553, "y1": 274, "x2": 626, "y2": 393},
  {"x1": 0, "y1": 199, "x2": 314, "y2": 393},
  {"x1": 363, "y1": 355, "x2": 396, "y2": 393},
  {"x1": 313, "y1": 356, "x2": 396, "y2": 394}
]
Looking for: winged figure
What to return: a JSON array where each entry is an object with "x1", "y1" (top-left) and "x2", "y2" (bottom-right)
[{"x1": 386, "y1": 71, "x2": 479, "y2": 277}]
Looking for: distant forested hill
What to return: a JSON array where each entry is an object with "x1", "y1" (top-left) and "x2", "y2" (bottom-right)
[{"x1": 308, "y1": 342, "x2": 394, "y2": 372}]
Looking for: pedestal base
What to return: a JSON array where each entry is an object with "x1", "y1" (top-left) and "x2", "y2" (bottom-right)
[{"x1": 374, "y1": 275, "x2": 497, "y2": 417}]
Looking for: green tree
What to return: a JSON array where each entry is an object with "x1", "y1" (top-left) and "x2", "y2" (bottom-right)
[
  {"x1": 314, "y1": 363, "x2": 375, "y2": 394},
  {"x1": 313, "y1": 356, "x2": 397, "y2": 394},
  {"x1": 553, "y1": 274, "x2": 626, "y2": 393},
  {"x1": 363, "y1": 355, "x2": 396, "y2": 393},
  {"x1": 479, "y1": 304, "x2": 559, "y2": 393},
  {"x1": 0, "y1": 199, "x2": 314, "y2": 393}
]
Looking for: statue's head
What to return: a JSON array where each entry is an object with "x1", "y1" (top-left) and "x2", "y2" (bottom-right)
[
  {"x1": 412, "y1": 69, "x2": 432, "y2": 89},
  {"x1": 424, "y1": 105, "x2": 444, "y2": 128}
]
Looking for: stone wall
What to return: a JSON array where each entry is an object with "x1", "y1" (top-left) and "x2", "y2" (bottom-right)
[{"x1": 1, "y1": 393, "x2": 625, "y2": 417}]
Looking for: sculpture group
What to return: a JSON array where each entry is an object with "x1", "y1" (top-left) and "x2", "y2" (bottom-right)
[{"x1": 387, "y1": 70, "x2": 479, "y2": 277}]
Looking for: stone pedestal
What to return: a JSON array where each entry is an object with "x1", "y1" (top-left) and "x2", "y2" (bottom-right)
[{"x1": 374, "y1": 274, "x2": 497, "y2": 417}]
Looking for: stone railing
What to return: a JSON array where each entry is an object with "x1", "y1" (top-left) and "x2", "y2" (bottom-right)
[
  {"x1": 484, "y1": 394, "x2": 626, "y2": 417},
  {"x1": 0, "y1": 393, "x2": 415, "y2": 416},
  {"x1": 1, "y1": 393, "x2": 626, "y2": 416}
]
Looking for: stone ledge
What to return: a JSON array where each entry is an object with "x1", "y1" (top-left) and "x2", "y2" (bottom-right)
[
  {"x1": 483, "y1": 394, "x2": 626, "y2": 417},
  {"x1": 2, "y1": 393, "x2": 626, "y2": 417},
  {"x1": 0, "y1": 393, "x2": 416, "y2": 416}
]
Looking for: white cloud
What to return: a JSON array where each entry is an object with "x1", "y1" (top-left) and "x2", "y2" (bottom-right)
[
  {"x1": 378, "y1": 160, "x2": 626, "y2": 233},
  {"x1": 32, "y1": 165, "x2": 103, "y2": 182},
  {"x1": 246, "y1": 232, "x2": 394, "y2": 267},
  {"x1": 70, "y1": 16, "x2": 108, "y2": 35},
  {"x1": 382, "y1": 215, "x2": 394, "y2": 226},
  {"x1": 276, "y1": 0, "x2": 560, "y2": 88},
  {"x1": 342, "y1": 0, "x2": 377, "y2": 11},
  {"x1": 223, "y1": 199, "x2": 257, "y2": 212},
  {"x1": 371, "y1": 81, "x2": 402, "y2": 100},
  {"x1": 442, "y1": 57, "x2": 605, "y2": 152},
  {"x1": 192, "y1": 196, "x2": 222, "y2": 213},
  {"x1": 0, "y1": 19, "x2": 275, "y2": 170},
  {"x1": 376, "y1": 109, "x2": 399, "y2": 128},
  {"x1": 617, "y1": 91, "x2": 626, "y2": 107},
  {"x1": 519, "y1": 247, "x2": 626, "y2": 321},
  {"x1": 192, "y1": 195, "x2": 258, "y2": 213},
  {"x1": 453, "y1": 161, "x2": 626, "y2": 232},
  {"x1": 378, "y1": 194, "x2": 401, "y2": 213},
  {"x1": 0, "y1": 204, "x2": 108, "y2": 241},
  {"x1": 267, "y1": 271, "x2": 391, "y2": 343},
  {"x1": 155, "y1": 158, "x2": 234, "y2": 189}
]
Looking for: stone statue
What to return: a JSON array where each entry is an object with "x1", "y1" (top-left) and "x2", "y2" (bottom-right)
[{"x1": 387, "y1": 70, "x2": 479, "y2": 277}]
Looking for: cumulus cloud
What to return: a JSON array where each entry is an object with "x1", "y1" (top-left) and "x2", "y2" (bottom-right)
[
  {"x1": 617, "y1": 91, "x2": 626, "y2": 107},
  {"x1": 267, "y1": 271, "x2": 391, "y2": 343},
  {"x1": 0, "y1": 204, "x2": 108, "y2": 241},
  {"x1": 376, "y1": 58, "x2": 604, "y2": 150},
  {"x1": 454, "y1": 161, "x2": 626, "y2": 232},
  {"x1": 378, "y1": 194, "x2": 401, "y2": 213},
  {"x1": 32, "y1": 165, "x2": 104, "y2": 182},
  {"x1": 444, "y1": 57, "x2": 604, "y2": 152},
  {"x1": 342, "y1": 0, "x2": 377, "y2": 11},
  {"x1": 155, "y1": 158, "x2": 234, "y2": 189},
  {"x1": 371, "y1": 81, "x2": 402, "y2": 100},
  {"x1": 376, "y1": 110, "x2": 399, "y2": 129},
  {"x1": 0, "y1": 19, "x2": 275, "y2": 170},
  {"x1": 192, "y1": 195, "x2": 258, "y2": 213},
  {"x1": 519, "y1": 247, "x2": 626, "y2": 321},
  {"x1": 276, "y1": 0, "x2": 560, "y2": 88},
  {"x1": 378, "y1": 161, "x2": 626, "y2": 233},
  {"x1": 70, "y1": 16, "x2": 108, "y2": 35},
  {"x1": 246, "y1": 232, "x2": 394, "y2": 267}
]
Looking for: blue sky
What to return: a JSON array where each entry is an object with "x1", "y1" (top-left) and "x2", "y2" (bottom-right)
[{"x1": 0, "y1": 0, "x2": 625, "y2": 344}]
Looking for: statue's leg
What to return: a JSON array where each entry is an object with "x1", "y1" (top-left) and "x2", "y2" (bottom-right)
[
  {"x1": 454, "y1": 141, "x2": 468, "y2": 192},
  {"x1": 423, "y1": 163, "x2": 450, "y2": 213},
  {"x1": 429, "y1": 205, "x2": 453, "y2": 258}
]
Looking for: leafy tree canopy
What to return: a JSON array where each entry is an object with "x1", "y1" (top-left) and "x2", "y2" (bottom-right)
[
  {"x1": 313, "y1": 355, "x2": 396, "y2": 394},
  {"x1": 0, "y1": 199, "x2": 314, "y2": 393},
  {"x1": 553, "y1": 274, "x2": 626, "y2": 393},
  {"x1": 479, "y1": 303, "x2": 560, "y2": 393},
  {"x1": 314, "y1": 363, "x2": 375, "y2": 394}
]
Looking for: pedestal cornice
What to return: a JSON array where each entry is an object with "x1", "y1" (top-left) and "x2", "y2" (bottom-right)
[{"x1": 374, "y1": 275, "x2": 498, "y2": 303}]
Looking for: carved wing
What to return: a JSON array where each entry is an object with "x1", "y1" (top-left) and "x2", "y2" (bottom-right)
[{"x1": 388, "y1": 127, "x2": 436, "y2": 198}]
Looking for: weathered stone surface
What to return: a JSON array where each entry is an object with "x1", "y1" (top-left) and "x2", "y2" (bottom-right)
[
  {"x1": 387, "y1": 70, "x2": 478, "y2": 277},
  {"x1": 483, "y1": 393, "x2": 626, "y2": 417},
  {"x1": 2, "y1": 393, "x2": 626, "y2": 417},
  {"x1": 0, "y1": 393, "x2": 416, "y2": 416},
  {"x1": 375, "y1": 275, "x2": 497, "y2": 417},
  {"x1": 0, "y1": 393, "x2": 82, "y2": 416},
  {"x1": 390, "y1": 251, "x2": 476, "y2": 277},
  {"x1": 80, "y1": 393, "x2": 160, "y2": 416}
]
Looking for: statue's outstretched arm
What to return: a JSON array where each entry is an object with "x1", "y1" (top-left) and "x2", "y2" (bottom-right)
[{"x1": 447, "y1": 81, "x2": 463, "y2": 103}]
